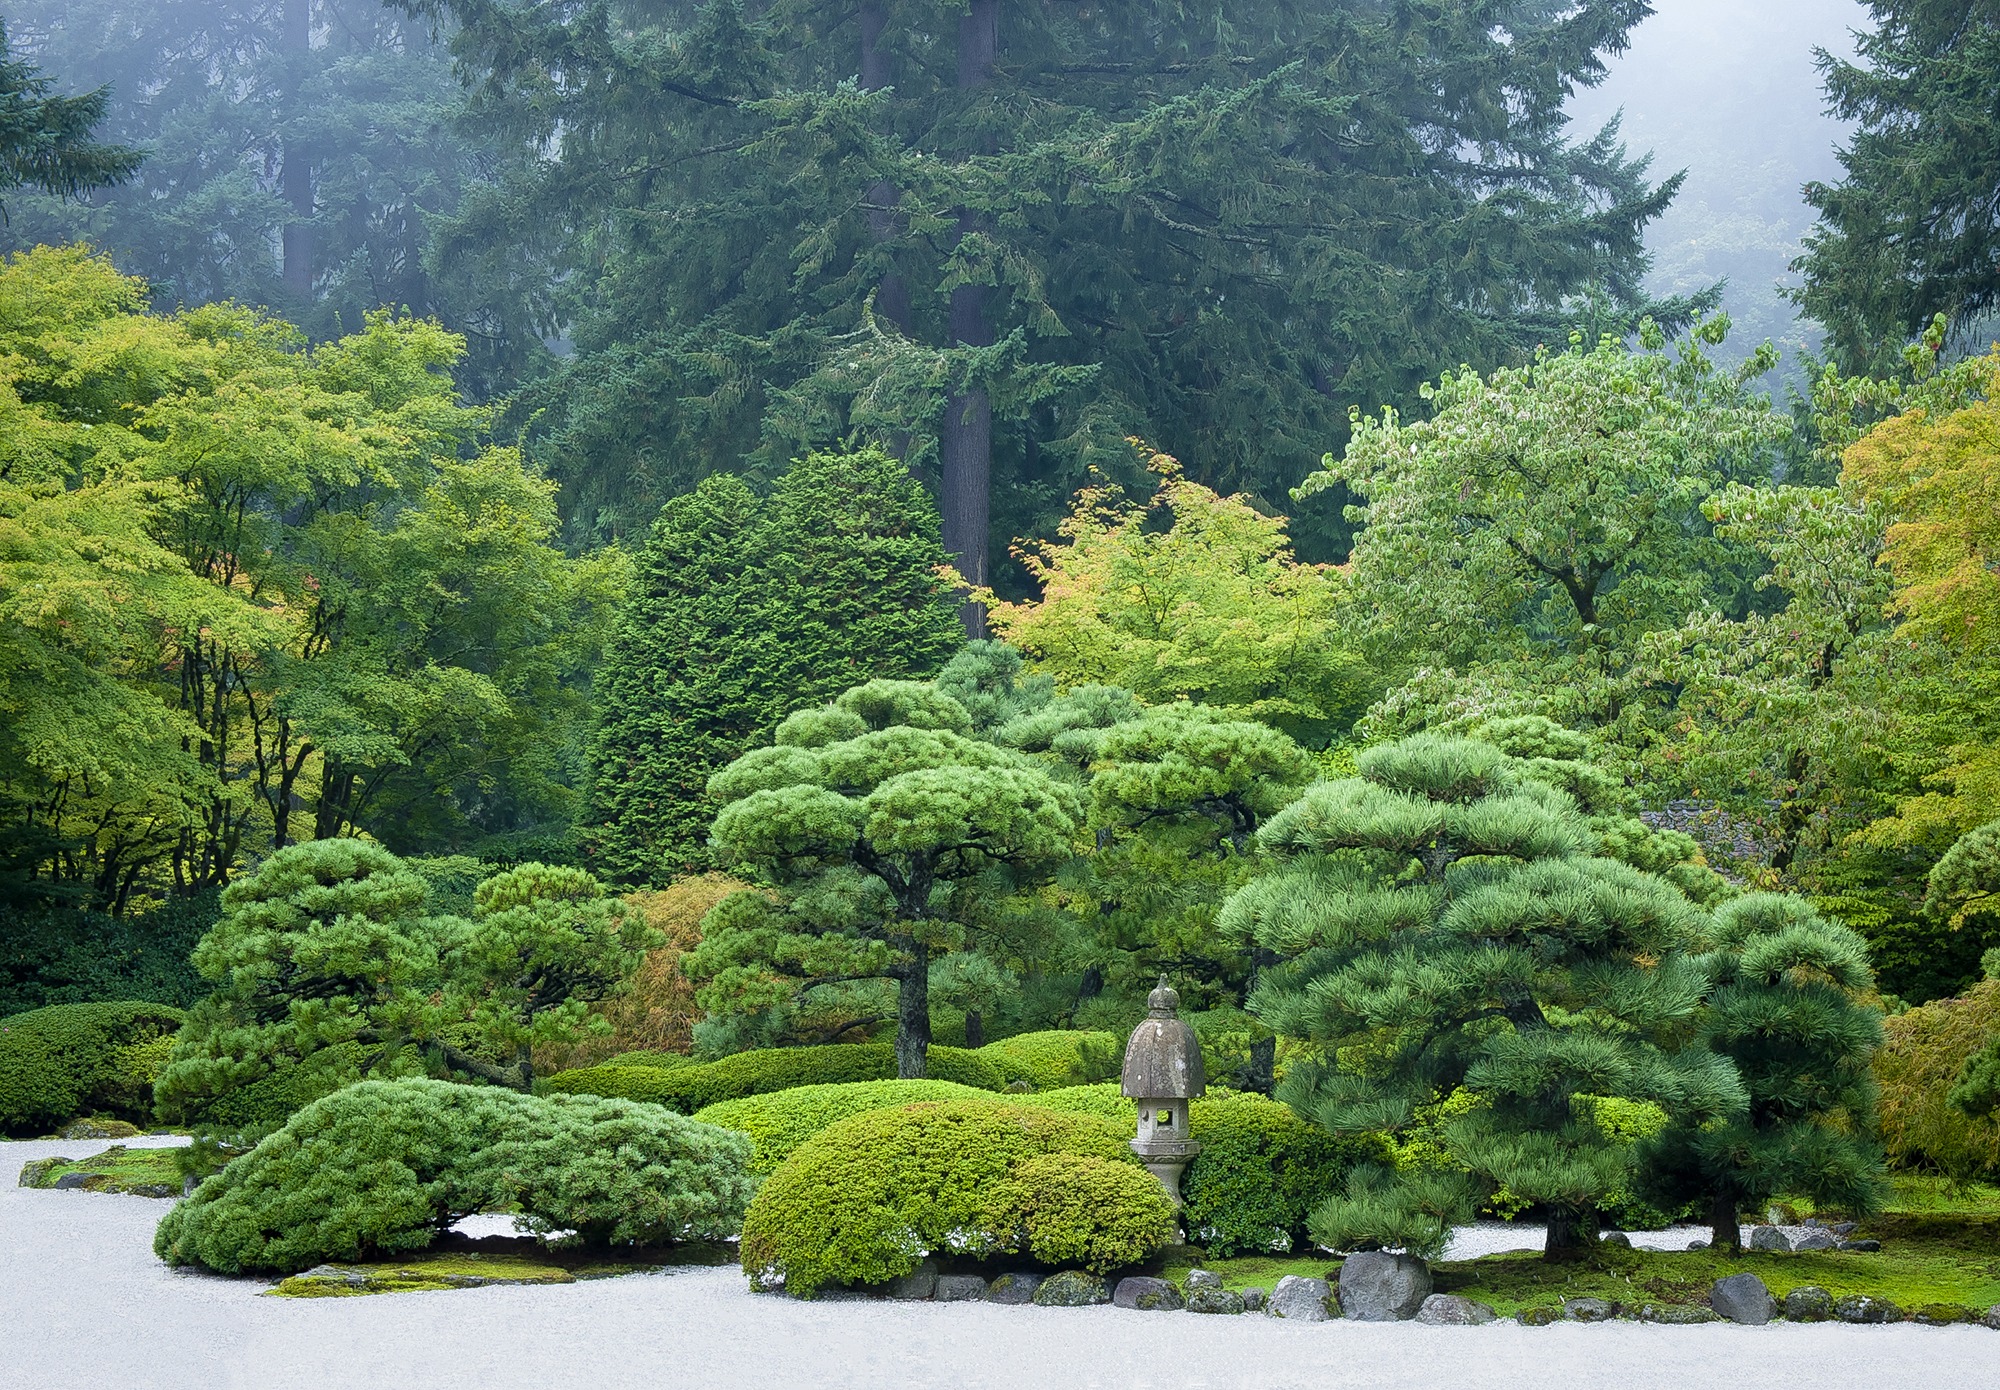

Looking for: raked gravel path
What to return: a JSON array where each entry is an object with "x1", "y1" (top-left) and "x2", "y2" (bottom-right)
[{"x1": 3, "y1": 1137, "x2": 1993, "y2": 1390}]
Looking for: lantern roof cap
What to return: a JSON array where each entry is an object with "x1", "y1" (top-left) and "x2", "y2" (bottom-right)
[{"x1": 1121, "y1": 976, "x2": 1206, "y2": 1099}]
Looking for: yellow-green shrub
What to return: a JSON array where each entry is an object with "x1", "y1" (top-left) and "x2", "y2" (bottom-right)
[
  {"x1": 0, "y1": 1001, "x2": 185, "y2": 1135},
  {"x1": 738, "y1": 1099, "x2": 1156, "y2": 1295},
  {"x1": 1879, "y1": 978, "x2": 2000, "y2": 1179},
  {"x1": 693, "y1": 1080, "x2": 994, "y2": 1172},
  {"x1": 1016, "y1": 1153, "x2": 1175, "y2": 1268},
  {"x1": 540, "y1": 1042, "x2": 1004, "y2": 1112},
  {"x1": 1021, "y1": 1082, "x2": 1131, "y2": 1121},
  {"x1": 1182, "y1": 1091, "x2": 1389, "y2": 1255},
  {"x1": 973, "y1": 1031, "x2": 1121, "y2": 1091}
]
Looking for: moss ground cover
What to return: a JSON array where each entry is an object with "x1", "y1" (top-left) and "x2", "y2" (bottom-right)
[
  {"x1": 17, "y1": 1144, "x2": 184, "y2": 1196},
  {"x1": 265, "y1": 1239, "x2": 739, "y2": 1297}
]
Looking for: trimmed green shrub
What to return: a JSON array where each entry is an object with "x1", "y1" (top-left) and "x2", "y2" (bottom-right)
[
  {"x1": 176, "y1": 1041, "x2": 427, "y2": 1136},
  {"x1": 1019, "y1": 1082, "x2": 1132, "y2": 1122},
  {"x1": 154, "y1": 1079, "x2": 755, "y2": 1273},
  {"x1": 601, "y1": 1050, "x2": 698, "y2": 1070},
  {"x1": 0, "y1": 892, "x2": 218, "y2": 1015},
  {"x1": 1181, "y1": 1092, "x2": 1389, "y2": 1256},
  {"x1": 739, "y1": 1099, "x2": 1157, "y2": 1295},
  {"x1": 693, "y1": 1080, "x2": 994, "y2": 1172},
  {"x1": 0, "y1": 1000, "x2": 186, "y2": 1136},
  {"x1": 540, "y1": 1042, "x2": 1005, "y2": 1112},
  {"x1": 974, "y1": 1031, "x2": 1122, "y2": 1091},
  {"x1": 1016, "y1": 1153, "x2": 1176, "y2": 1269}
]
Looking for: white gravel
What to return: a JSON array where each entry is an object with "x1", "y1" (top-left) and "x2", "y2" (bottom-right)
[{"x1": 4, "y1": 1138, "x2": 1994, "y2": 1390}]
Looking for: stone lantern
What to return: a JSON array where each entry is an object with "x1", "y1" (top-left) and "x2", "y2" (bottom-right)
[{"x1": 1121, "y1": 976, "x2": 1205, "y2": 1204}]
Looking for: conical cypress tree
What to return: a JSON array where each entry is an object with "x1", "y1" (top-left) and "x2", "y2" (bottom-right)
[
  {"x1": 1221, "y1": 733, "x2": 1738, "y2": 1259},
  {"x1": 1637, "y1": 894, "x2": 1886, "y2": 1251}
]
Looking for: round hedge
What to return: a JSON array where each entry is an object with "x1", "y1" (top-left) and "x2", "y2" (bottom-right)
[
  {"x1": 0, "y1": 1000, "x2": 186, "y2": 1136},
  {"x1": 973, "y1": 1031, "x2": 1122, "y2": 1091},
  {"x1": 1182, "y1": 1092, "x2": 1387, "y2": 1256},
  {"x1": 692, "y1": 1079, "x2": 994, "y2": 1172},
  {"x1": 1018, "y1": 1082, "x2": 1131, "y2": 1122},
  {"x1": 738, "y1": 1099, "x2": 1168, "y2": 1296},
  {"x1": 540, "y1": 1041, "x2": 1004, "y2": 1112},
  {"x1": 154, "y1": 1078, "x2": 755, "y2": 1274}
]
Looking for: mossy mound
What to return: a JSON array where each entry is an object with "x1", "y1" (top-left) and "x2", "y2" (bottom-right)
[
  {"x1": 269, "y1": 1249, "x2": 665, "y2": 1297},
  {"x1": 17, "y1": 1144, "x2": 184, "y2": 1197}
]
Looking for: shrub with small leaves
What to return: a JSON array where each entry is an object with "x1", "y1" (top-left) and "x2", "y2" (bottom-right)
[
  {"x1": 540, "y1": 1042, "x2": 1004, "y2": 1112},
  {"x1": 974, "y1": 1031, "x2": 1122, "y2": 1091},
  {"x1": 0, "y1": 1000, "x2": 185, "y2": 1136},
  {"x1": 1016, "y1": 1153, "x2": 1175, "y2": 1269},
  {"x1": 1182, "y1": 1092, "x2": 1389, "y2": 1256},
  {"x1": 693, "y1": 1079, "x2": 995, "y2": 1172}
]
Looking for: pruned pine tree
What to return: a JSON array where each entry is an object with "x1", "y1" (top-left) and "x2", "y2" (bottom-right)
[
  {"x1": 1636, "y1": 894, "x2": 1884, "y2": 1252},
  {"x1": 1221, "y1": 733, "x2": 1738, "y2": 1259},
  {"x1": 692, "y1": 679, "x2": 1082, "y2": 1080}
]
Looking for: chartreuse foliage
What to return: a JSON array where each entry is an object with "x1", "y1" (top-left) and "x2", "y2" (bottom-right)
[
  {"x1": 692, "y1": 1080, "x2": 994, "y2": 1174},
  {"x1": 972, "y1": 1030, "x2": 1121, "y2": 1093},
  {"x1": 738, "y1": 1100, "x2": 1172, "y2": 1296},
  {"x1": 585, "y1": 450, "x2": 963, "y2": 882},
  {"x1": 0, "y1": 999, "x2": 184, "y2": 1135},
  {"x1": 693, "y1": 679, "x2": 1083, "y2": 1079},
  {"x1": 539, "y1": 1042, "x2": 1005, "y2": 1113},
  {"x1": 1637, "y1": 894, "x2": 1886, "y2": 1249},
  {"x1": 158, "y1": 841, "x2": 651, "y2": 1129},
  {"x1": 1878, "y1": 976, "x2": 2000, "y2": 1180},
  {"x1": 1223, "y1": 733, "x2": 1740, "y2": 1258},
  {"x1": 154, "y1": 1079, "x2": 755, "y2": 1273}
]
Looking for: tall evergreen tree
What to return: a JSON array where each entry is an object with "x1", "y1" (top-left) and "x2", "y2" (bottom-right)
[
  {"x1": 586, "y1": 448, "x2": 964, "y2": 884},
  {"x1": 1637, "y1": 894, "x2": 1884, "y2": 1253},
  {"x1": 0, "y1": 17, "x2": 139, "y2": 212},
  {"x1": 407, "y1": 0, "x2": 1694, "y2": 574},
  {"x1": 1220, "y1": 733, "x2": 1739, "y2": 1257},
  {"x1": 1795, "y1": 0, "x2": 2000, "y2": 370}
]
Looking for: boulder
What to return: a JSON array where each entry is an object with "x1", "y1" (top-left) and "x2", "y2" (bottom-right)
[
  {"x1": 1828, "y1": 1222, "x2": 1858, "y2": 1238},
  {"x1": 58, "y1": 1118, "x2": 142, "y2": 1140},
  {"x1": 1517, "y1": 1307, "x2": 1562, "y2": 1326},
  {"x1": 1710, "y1": 1273, "x2": 1776, "y2": 1325},
  {"x1": 1032, "y1": 1271, "x2": 1110, "y2": 1307},
  {"x1": 1242, "y1": 1288, "x2": 1267, "y2": 1313},
  {"x1": 1185, "y1": 1288, "x2": 1246, "y2": 1315},
  {"x1": 1911, "y1": 1303, "x2": 1977, "y2": 1326},
  {"x1": 1791, "y1": 1230, "x2": 1837, "y2": 1252},
  {"x1": 1982, "y1": 1305, "x2": 2000, "y2": 1331},
  {"x1": 1562, "y1": 1298, "x2": 1618, "y2": 1322},
  {"x1": 1838, "y1": 1239, "x2": 1881, "y2": 1252},
  {"x1": 1598, "y1": 1231, "x2": 1632, "y2": 1248},
  {"x1": 1747, "y1": 1225, "x2": 1792, "y2": 1253},
  {"x1": 1685, "y1": 1239, "x2": 1710, "y2": 1251},
  {"x1": 1266, "y1": 1275, "x2": 1336, "y2": 1322},
  {"x1": 1637, "y1": 1303, "x2": 1720, "y2": 1324},
  {"x1": 1781, "y1": 1286, "x2": 1834, "y2": 1321},
  {"x1": 51, "y1": 1172, "x2": 91, "y2": 1190},
  {"x1": 1185, "y1": 1269, "x2": 1223, "y2": 1291},
  {"x1": 1336, "y1": 1251, "x2": 1431, "y2": 1322},
  {"x1": 1112, "y1": 1277, "x2": 1183, "y2": 1312},
  {"x1": 885, "y1": 1259, "x2": 938, "y2": 1300},
  {"x1": 1833, "y1": 1294, "x2": 1899, "y2": 1324},
  {"x1": 986, "y1": 1273, "x2": 1043, "y2": 1305},
  {"x1": 1416, "y1": 1294, "x2": 1496, "y2": 1326},
  {"x1": 934, "y1": 1275, "x2": 989, "y2": 1303}
]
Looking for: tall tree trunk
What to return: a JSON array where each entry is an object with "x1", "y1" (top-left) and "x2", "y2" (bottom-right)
[
  {"x1": 942, "y1": 0, "x2": 998, "y2": 638},
  {"x1": 964, "y1": 1009, "x2": 984, "y2": 1048},
  {"x1": 1708, "y1": 1189, "x2": 1742, "y2": 1254},
  {"x1": 896, "y1": 942, "x2": 932, "y2": 1079},
  {"x1": 279, "y1": 0, "x2": 313, "y2": 300},
  {"x1": 1542, "y1": 1205, "x2": 1598, "y2": 1259},
  {"x1": 859, "y1": 1, "x2": 913, "y2": 337}
]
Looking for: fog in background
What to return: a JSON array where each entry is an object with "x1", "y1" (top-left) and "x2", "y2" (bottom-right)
[{"x1": 1569, "y1": 0, "x2": 1867, "y2": 370}]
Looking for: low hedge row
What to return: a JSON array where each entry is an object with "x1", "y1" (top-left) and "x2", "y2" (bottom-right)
[
  {"x1": 155, "y1": 1078, "x2": 755, "y2": 1274},
  {"x1": 0, "y1": 1000, "x2": 187, "y2": 1136},
  {"x1": 540, "y1": 1042, "x2": 1005, "y2": 1112},
  {"x1": 973, "y1": 1030, "x2": 1122, "y2": 1091},
  {"x1": 692, "y1": 1079, "x2": 996, "y2": 1173},
  {"x1": 739, "y1": 1099, "x2": 1174, "y2": 1296}
]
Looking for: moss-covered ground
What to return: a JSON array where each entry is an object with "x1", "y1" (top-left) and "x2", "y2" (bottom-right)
[
  {"x1": 17, "y1": 1144, "x2": 184, "y2": 1197},
  {"x1": 1158, "y1": 1180, "x2": 2000, "y2": 1320},
  {"x1": 266, "y1": 1236, "x2": 739, "y2": 1298}
]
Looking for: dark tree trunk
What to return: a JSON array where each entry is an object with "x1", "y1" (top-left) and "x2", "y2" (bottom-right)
[
  {"x1": 942, "y1": 0, "x2": 999, "y2": 638},
  {"x1": 896, "y1": 942, "x2": 932, "y2": 1079},
  {"x1": 279, "y1": 0, "x2": 313, "y2": 300},
  {"x1": 859, "y1": 1, "x2": 913, "y2": 337},
  {"x1": 1246, "y1": 1035, "x2": 1276, "y2": 1096},
  {"x1": 964, "y1": 1008, "x2": 984, "y2": 1049},
  {"x1": 1708, "y1": 1190, "x2": 1742, "y2": 1254},
  {"x1": 1543, "y1": 1206, "x2": 1598, "y2": 1259}
]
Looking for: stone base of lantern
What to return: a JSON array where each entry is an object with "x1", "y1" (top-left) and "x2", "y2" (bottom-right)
[{"x1": 1130, "y1": 1139, "x2": 1200, "y2": 1207}]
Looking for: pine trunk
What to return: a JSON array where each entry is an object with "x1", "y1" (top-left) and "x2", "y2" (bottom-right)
[
  {"x1": 1709, "y1": 1190, "x2": 1742, "y2": 1253},
  {"x1": 942, "y1": 0, "x2": 999, "y2": 638},
  {"x1": 1542, "y1": 1206, "x2": 1598, "y2": 1259},
  {"x1": 896, "y1": 942, "x2": 932, "y2": 1079},
  {"x1": 279, "y1": 0, "x2": 313, "y2": 300}
]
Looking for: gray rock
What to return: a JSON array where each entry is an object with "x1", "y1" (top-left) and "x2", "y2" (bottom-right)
[
  {"x1": 1982, "y1": 1305, "x2": 2000, "y2": 1331},
  {"x1": 1185, "y1": 1287, "x2": 1246, "y2": 1315},
  {"x1": 1416, "y1": 1294, "x2": 1497, "y2": 1326},
  {"x1": 1791, "y1": 1229, "x2": 1837, "y2": 1251},
  {"x1": 1184, "y1": 1269, "x2": 1223, "y2": 1291},
  {"x1": 1336, "y1": 1250, "x2": 1431, "y2": 1322},
  {"x1": 1747, "y1": 1225, "x2": 1792, "y2": 1253},
  {"x1": 985, "y1": 1273, "x2": 1043, "y2": 1305},
  {"x1": 1598, "y1": 1231, "x2": 1631, "y2": 1248},
  {"x1": 1782, "y1": 1286, "x2": 1834, "y2": 1321},
  {"x1": 934, "y1": 1275, "x2": 989, "y2": 1303},
  {"x1": 1637, "y1": 1303, "x2": 1720, "y2": 1324},
  {"x1": 1710, "y1": 1273, "x2": 1776, "y2": 1325},
  {"x1": 1265, "y1": 1275, "x2": 1335, "y2": 1322},
  {"x1": 1516, "y1": 1307, "x2": 1562, "y2": 1326},
  {"x1": 1911, "y1": 1303, "x2": 1976, "y2": 1326},
  {"x1": 1112, "y1": 1277, "x2": 1183, "y2": 1312},
  {"x1": 1686, "y1": 1239, "x2": 1710, "y2": 1251},
  {"x1": 1829, "y1": 1221, "x2": 1858, "y2": 1238},
  {"x1": 1032, "y1": 1271, "x2": 1110, "y2": 1307},
  {"x1": 1563, "y1": 1297, "x2": 1618, "y2": 1322},
  {"x1": 58, "y1": 1118, "x2": 141, "y2": 1140},
  {"x1": 885, "y1": 1259, "x2": 937, "y2": 1300},
  {"x1": 811, "y1": 1288, "x2": 881, "y2": 1302},
  {"x1": 1834, "y1": 1294, "x2": 1899, "y2": 1324},
  {"x1": 1241, "y1": 1288, "x2": 1267, "y2": 1313},
  {"x1": 1838, "y1": 1239, "x2": 1881, "y2": 1252},
  {"x1": 51, "y1": 1172, "x2": 91, "y2": 1190}
]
